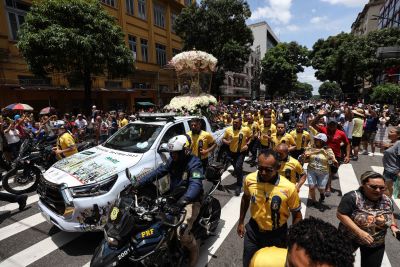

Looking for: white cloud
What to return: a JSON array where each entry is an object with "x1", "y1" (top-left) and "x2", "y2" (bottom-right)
[
  {"x1": 298, "y1": 67, "x2": 322, "y2": 95},
  {"x1": 286, "y1": 24, "x2": 300, "y2": 31},
  {"x1": 250, "y1": 0, "x2": 293, "y2": 24},
  {"x1": 310, "y1": 16, "x2": 328, "y2": 24},
  {"x1": 311, "y1": 8, "x2": 317, "y2": 13},
  {"x1": 321, "y1": 0, "x2": 368, "y2": 7}
]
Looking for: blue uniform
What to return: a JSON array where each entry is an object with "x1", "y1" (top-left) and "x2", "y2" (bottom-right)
[{"x1": 137, "y1": 155, "x2": 204, "y2": 202}]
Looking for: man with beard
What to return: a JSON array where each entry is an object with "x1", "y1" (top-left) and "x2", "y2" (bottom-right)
[
  {"x1": 223, "y1": 115, "x2": 252, "y2": 196},
  {"x1": 244, "y1": 114, "x2": 260, "y2": 167},
  {"x1": 289, "y1": 121, "x2": 311, "y2": 161},
  {"x1": 271, "y1": 121, "x2": 296, "y2": 151},
  {"x1": 237, "y1": 149, "x2": 302, "y2": 267},
  {"x1": 187, "y1": 118, "x2": 217, "y2": 170},
  {"x1": 259, "y1": 113, "x2": 277, "y2": 150}
]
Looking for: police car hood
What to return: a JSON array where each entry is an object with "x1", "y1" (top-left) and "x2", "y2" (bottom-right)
[{"x1": 43, "y1": 146, "x2": 142, "y2": 187}]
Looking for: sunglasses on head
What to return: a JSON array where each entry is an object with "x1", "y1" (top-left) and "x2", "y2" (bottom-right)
[
  {"x1": 258, "y1": 166, "x2": 275, "y2": 173},
  {"x1": 366, "y1": 184, "x2": 386, "y2": 191}
]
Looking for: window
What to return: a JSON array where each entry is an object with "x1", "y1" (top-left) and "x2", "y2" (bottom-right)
[
  {"x1": 156, "y1": 43, "x2": 166, "y2": 66},
  {"x1": 138, "y1": 0, "x2": 146, "y2": 19},
  {"x1": 141, "y1": 39, "x2": 148, "y2": 62},
  {"x1": 171, "y1": 13, "x2": 177, "y2": 32},
  {"x1": 126, "y1": 0, "x2": 134, "y2": 15},
  {"x1": 101, "y1": 0, "x2": 116, "y2": 7},
  {"x1": 153, "y1": 3, "x2": 165, "y2": 28},
  {"x1": 5, "y1": 0, "x2": 29, "y2": 41},
  {"x1": 161, "y1": 123, "x2": 185, "y2": 144},
  {"x1": 128, "y1": 35, "x2": 137, "y2": 59}
]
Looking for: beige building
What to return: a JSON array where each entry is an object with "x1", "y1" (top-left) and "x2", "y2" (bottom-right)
[{"x1": 351, "y1": 0, "x2": 385, "y2": 35}]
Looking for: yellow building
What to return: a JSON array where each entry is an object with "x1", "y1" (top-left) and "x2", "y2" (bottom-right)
[{"x1": 0, "y1": 0, "x2": 193, "y2": 113}]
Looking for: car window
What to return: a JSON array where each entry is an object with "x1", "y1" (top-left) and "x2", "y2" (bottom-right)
[
  {"x1": 103, "y1": 123, "x2": 163, "y2": 153},
  {"x1": 161, "y1": 123, "x2": 185, "y2": 144}
]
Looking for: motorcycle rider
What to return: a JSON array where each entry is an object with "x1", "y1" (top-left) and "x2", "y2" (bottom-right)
[
  {"x1": 130, "y1": 135, "x2": 204, "y2": 267},
  {"x1": 52, "y1": 120, "x2": 78, "y2": 160}
]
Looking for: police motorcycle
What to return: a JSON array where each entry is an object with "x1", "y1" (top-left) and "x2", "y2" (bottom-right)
[{"x1": 90, "y1": 156, "x2": 224, "y2": 266}]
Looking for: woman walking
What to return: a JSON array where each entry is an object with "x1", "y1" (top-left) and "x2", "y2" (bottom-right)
[
  {"x1": 304, "y1": 133, "x2": 337, "y2": 206},
  {"x1": 337, "y1": 171, "x2": 400, "y2": 267}
]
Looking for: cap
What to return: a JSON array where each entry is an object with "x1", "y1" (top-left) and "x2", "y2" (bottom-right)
[
  {"x1": 314, "y1": 133, "x2": 327, "y2": 143},
  {"x1": 14, "y1": 114, "x2": 21, "y2": 120}
]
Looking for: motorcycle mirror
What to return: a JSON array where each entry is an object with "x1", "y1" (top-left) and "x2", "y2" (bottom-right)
[{"x1": 158, "y1": 143, "x2": 169, "y2": 153}]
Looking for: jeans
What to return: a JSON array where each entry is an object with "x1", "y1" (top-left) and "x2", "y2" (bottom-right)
[
  {"x1": 307, "y1": 169, "x2": 329, "y2": 189},
  {"x1": 243, "y1": 219, "x2": 287, "y2": 267}
]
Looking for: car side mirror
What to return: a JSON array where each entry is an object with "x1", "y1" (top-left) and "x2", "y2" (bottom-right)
[{"x1": 158, "y1": 143, "x2": 169, "y2": 153}]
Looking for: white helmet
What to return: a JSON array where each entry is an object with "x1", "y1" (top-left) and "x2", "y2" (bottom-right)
[
  {"x1": 167, "y1": 135, "x2": 191, "y2": 152},
  {"x1": 283, "y1": 109, "x2": 290, "y2": 114}
]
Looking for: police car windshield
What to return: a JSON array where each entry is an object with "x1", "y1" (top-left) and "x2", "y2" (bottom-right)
[{"x1": 103, "y1": 123, "x2": 163, "y2": 153}]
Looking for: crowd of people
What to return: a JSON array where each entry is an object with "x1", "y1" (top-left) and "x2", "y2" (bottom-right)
[{"x1": 1, "y1": 99, "x2": 400, "y2": 267}]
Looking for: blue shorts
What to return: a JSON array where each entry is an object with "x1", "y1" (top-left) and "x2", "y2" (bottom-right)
[
  {"x1": 383, "y1": 170, "x2": 398, "y2": 182},
  {"x1": 307, "y1": 169, "x2": 329, "y2": 189}
]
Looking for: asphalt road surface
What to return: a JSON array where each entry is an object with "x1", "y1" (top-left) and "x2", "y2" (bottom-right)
[{"x1": 0, "y1": 152, "x2": 399, "y2": 267}]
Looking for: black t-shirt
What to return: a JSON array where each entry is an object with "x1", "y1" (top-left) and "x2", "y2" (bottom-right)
[{"x1": 337, "y1": 191, "x2": 357, "y2": 216}]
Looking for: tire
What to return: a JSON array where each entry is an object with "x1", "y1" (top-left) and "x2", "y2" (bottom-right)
[{"x1": 2, "y1": 166, "x2": 41, "y2": 195}]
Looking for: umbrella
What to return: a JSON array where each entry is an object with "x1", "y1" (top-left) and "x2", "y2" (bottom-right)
[
  {"x1": 40, "y1": 107, "x2": 56, "y2": 115},
  {"x1": 4, "y1": 103, "x2": 34, "y2": 111}
]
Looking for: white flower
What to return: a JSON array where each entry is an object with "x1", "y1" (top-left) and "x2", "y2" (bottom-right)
[{"x1": 169, "y1": 50, "x2": 218, "y2": 74}]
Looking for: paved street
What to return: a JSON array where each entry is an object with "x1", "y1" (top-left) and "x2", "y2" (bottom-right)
[{"x1": 0, "y1": 153, "x2": 399, "y2": 267}]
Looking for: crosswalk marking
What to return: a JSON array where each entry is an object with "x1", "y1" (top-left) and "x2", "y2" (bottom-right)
[
  {"x1": 0, "y1": 231, "x2": 82, "y2": 267},
  {"x1": 339, "y1": 164, "x2": 391, "y2": 267},
  {"x1": 0, "y1": 194, "x2": 39, "y2": 212},
  {"x1": 0, "y1": 213, "x2": 46, "y2": 242}
]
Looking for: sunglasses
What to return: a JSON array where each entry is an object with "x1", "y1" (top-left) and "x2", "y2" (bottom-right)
[
  {"x1": 366, "y1": 184, "x2": 386, "y2": 191},
  {"x1": 258, "y1": 166, "x2": 275, "y2": 173}
]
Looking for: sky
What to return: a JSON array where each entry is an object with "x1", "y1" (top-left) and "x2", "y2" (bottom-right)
[{"x1": 246, "y1": 0, "x2": 371, "y2": 94}]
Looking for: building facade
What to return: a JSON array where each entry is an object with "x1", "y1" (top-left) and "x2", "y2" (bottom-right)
[
  {"x1": 248, "y1": 21, "x2": 279, "y2": 99},
  {"x1": 378, "y1": 0, "x2": 400, "y2": 29},
  {"x1": 220, "y1": 49, "x2": 261, "y2": 103},
  {"x1": 351, "y1": 0, "x2": 385, "y2": 35},
  {"x1": 0, "y1": 0, "x2": 193, "y2": 113}
]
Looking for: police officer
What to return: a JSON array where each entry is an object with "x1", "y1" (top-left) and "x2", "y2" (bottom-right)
[
  {"x1": 130, "y1": 135, "x2": 203, "y2": 267},
  {"x1": 237, "y1": 149, "x2": 302, "y2": 267},
  {"x1": 52, "y1": 121, "x2": 78, "y2": 160},
  {"x1": 275, "y1": 143, "x2": 307, "y2": 192},
  {"x1": 245, "y1": 114, "x2": 260, "y2": 167},
  {"x1": 259, "y1": 114, "x2": 277, "y2": 150},
  {"x1": 271, "y1": 121, "x2": 296, "y2": 151},
  {"x1": 187, "y1": 118, "x2": 217, "y2": 170},
  {"x1": 222, "y1": 115, "x2": 252, "y2": 196},
  {"x1": 289, "y1": 121, "x2": 311, "y2": 161}
]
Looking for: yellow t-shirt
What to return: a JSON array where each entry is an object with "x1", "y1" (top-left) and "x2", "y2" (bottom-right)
[
  {"x1": 278, "y1": 156, "x2": 304, "y2": 184},
  {"x1": 56, "y1": 132, "x2": 78, "y2": 159},
  {"x1": 250, "y1": 246, "x2": 287, "y2": 267},
  {"x1": 118, "y1": 118, "x2": 128, "y2": 128},
  {"x1": 244, "y1": 172, "x2": 301, "y2": 231},
  {"x1": 289, "y1": 130, "x2": 311, "y2": 150},
  {"x1": 270, "y1": 133, "x2": 296, "y2": 149},
  {"x1": 223, "y1": 126, "x2": 251, "y2": 153},
  {"x1": 306, "y1": 147, "x2": 336, "y2": 173},
  {"x1": 259, "y1": 124, "x2": 277, "y2": 147},
  {"x1": 245, "y1": 122, "x2": 260, "y2": 138},
  {"x1": 187, "y1": 130, "x2": 215, "y2": 160}
]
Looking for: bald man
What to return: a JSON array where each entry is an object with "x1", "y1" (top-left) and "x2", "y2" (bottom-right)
[{"x1": 275, "y1": 143, "x2": 306, "y2": 192}]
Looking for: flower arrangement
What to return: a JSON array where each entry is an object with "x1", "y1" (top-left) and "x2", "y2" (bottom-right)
[
  {"x1": 164, "y1": 94, "x2": 217, "y2": 115},
  {"x1": 169, "y1": 50, "x2": 218, "y2": 74}
]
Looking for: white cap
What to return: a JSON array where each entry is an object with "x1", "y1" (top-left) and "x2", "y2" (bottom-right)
[
  {"x1": 92, "y1": 105, "x2": 96, "y2": 109},
  {"x1": 314, "y1": 133, "x2": 327, "y2": 143}
]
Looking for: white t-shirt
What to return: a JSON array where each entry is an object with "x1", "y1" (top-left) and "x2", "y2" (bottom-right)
[
  {"x1": 5, "y1": 129, "x2": 20, "y2": 144},
  {"x1": 343, "y1": 121, "x2": 354, "y2": 139},
  {"x1": 75, "y1": 119, "x2": 88, "y2": 129}
]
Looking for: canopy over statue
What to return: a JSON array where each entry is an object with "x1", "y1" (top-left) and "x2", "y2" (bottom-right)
[{"x1": 165, "y1": 49, "x2": 218, "y2": 115}]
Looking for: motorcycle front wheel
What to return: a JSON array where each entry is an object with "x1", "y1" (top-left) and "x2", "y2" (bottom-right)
[{"x1": 2, "y1": 165, "x2": 41, "y2": 195}]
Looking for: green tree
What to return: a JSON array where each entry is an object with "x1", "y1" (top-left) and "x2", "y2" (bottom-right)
[
  {"x1": 318, "y1": 81, "x2": 342, "y2": 100},
  {"x1": 174, "y1": 0, "x2": 253, "y2": 96},
  {"x1": 17, "y1": 0, "x2": 134, "y2": 112},
  {"x1": 294, "y1": 82, "x2": 313, "y2": 99},
  {"x1": 260, "y1": 42, "x2": 310, "y2": 98},
  {"x1": 371, "y1": 83, "x2": 400, "y2": 104}
]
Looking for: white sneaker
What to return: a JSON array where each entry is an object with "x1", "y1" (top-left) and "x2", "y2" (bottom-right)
[
  {"x1": 361, "y1": 151, "x2": 369, "y2": 155},
  {"x1": 368, "y1": 152, "x2": 374, "y2": 156}
]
